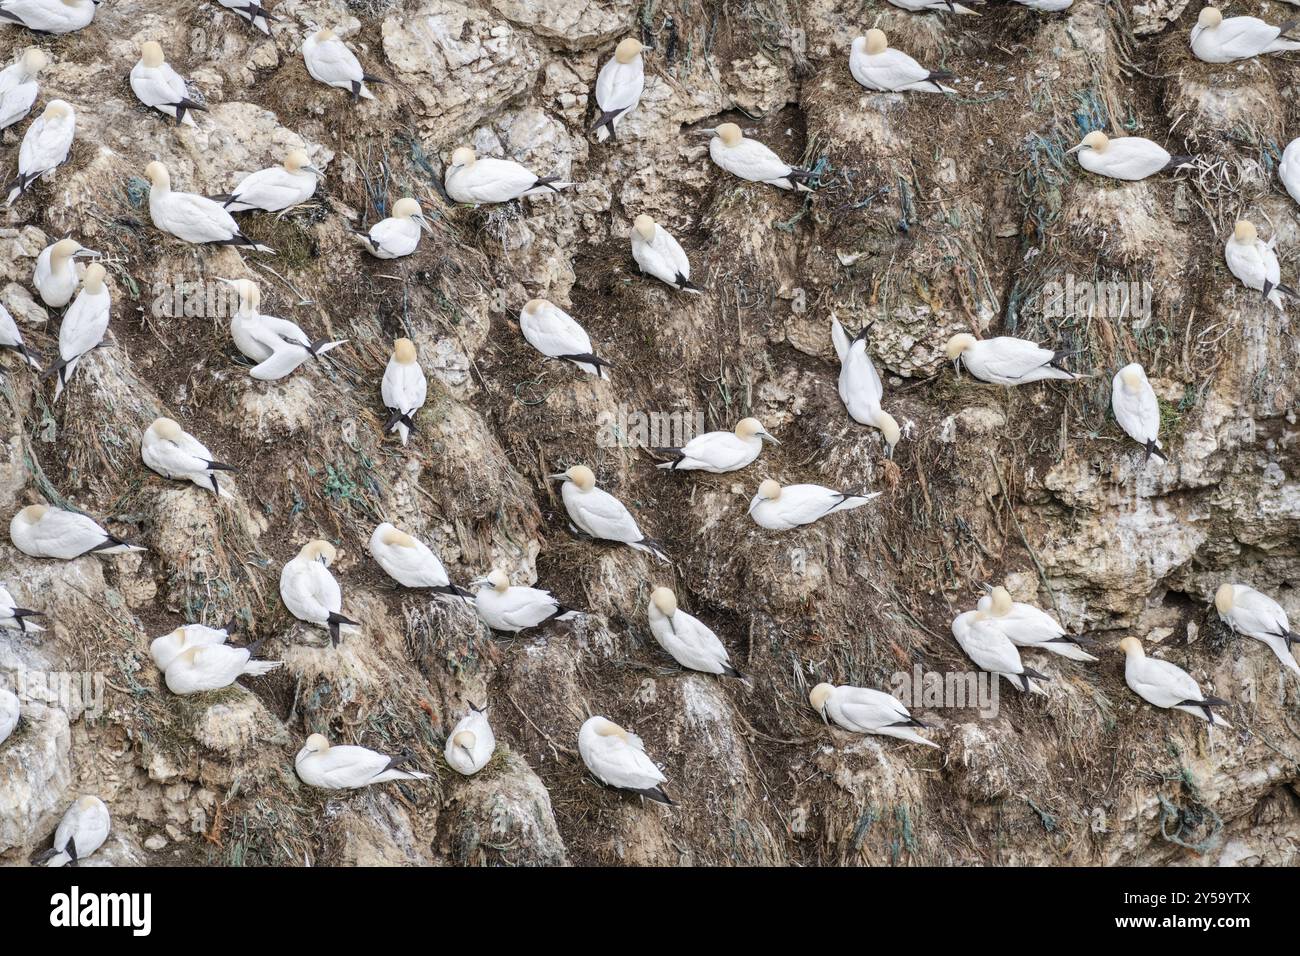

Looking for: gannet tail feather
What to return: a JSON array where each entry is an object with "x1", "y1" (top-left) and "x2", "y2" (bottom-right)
[
  {"x1": 653, "y1": 448, "x2": 685, "y2": 470},
  {"x1": 631, "y1": 537, "x2": 671, "y2": 563},
  {"x1": 1143, "y1": 439, "x2": 1167, "y2": 463},
  {"x1": 326, "y1": 611, "x2": 360, "y2": 647},
  {"x1": 720, "y1": 663, "x2": 745, "y2": 679},
  {"x1": 633, "y1": 785, "x2": 673, "y2": 805},
  {"x1": 590, "y1": 107, "x2": 626, "y2": 141},
  {"x1": 308, "y1": 337, "x2": 346, "y2": 357},
  {"x1": 557, "y1": 352, "x2": 615, "y2": 377},
  {"x1": 1163, "y1": 154, "x2": 1194, "y2": 171},
  {"x1": 426, "y1": 583, "x2": 474, "y2": 601}
]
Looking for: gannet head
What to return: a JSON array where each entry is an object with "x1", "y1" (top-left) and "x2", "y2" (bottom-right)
[
  {"x1": 864, "y1": 29, "x2": 888, "y2": 54},
  {"x1": 592, "y1": 717, "x2": 629, "y2": 742},
  {"x1": 550, "y1": 464, "x2": 596, "y2": 490},
  {"x1": 614, "y1": 38, "x2": 645, "y2": 64},
  {"x1": 140, "y1": 40, "x2": 165, "y2": 68},
  {"x1": 1233, "y1": 220, "x2": 1257, "y2": 243},
  {"x1": 809, "y1": 683, "x2": 834, "y2": 721},
  {"x1": 735, "y1": 417, "x2": 777, "y2": 444},
  {"x1": 302, "y1": 733, "x2": 330, "y2": 755},
  {"x1": 178, "y1": 646, "x2": 203, "y2": 666},
  {"x1": 487, "y1": 569, "x2": 510, "y2": 593},
  {"x1": 1214, "y1": 583, "x2": 1235, "y2": 614},
  {"x1": 990, "y1": 586, "x2": 1014, "y2": 615},
  {"x1": 1119, "y1": 363, "x2": 1145, "y2": 391},
  {"x1": 522, "y1": 298, "x2": 550, "y2": 319},
  {"x1": 633, "y1": 214, "x2": 657, "y2": 242},
  {"x1": 219, "y1": 277, "x2": 260, "y2": 313},
  {"x1": 1197, "y1": 6, "x2": 1222, "y2": 29},
  {"x1": 44, "y1": 99, "x2": 72, "y2": 121},
  {"x1": 50, "y1": 238, "x2": 82, "y2": 264},
  {"x1": 1118, "y1": 637, "x2": 1144, "y2": 658},
  {"x1": 752, "y1": 478, "x2": 782, "y2": 513},
  {"x1": 392, "y1": 197, "x2": 432, "y2": 234},
  {"x1": 715, "y1": 122, "x2": 743, "y2": 147},
  {"x1": 300, "y1": 539, "x2": 337, "y2": 565},
  {"x1": 81, "y1": 262, "x2": 106, "y2": 294},
  {"x1": 18, "y1": 504, "x2": 49, "y2": 524},
  {"x1": 452, "y1": 730, "x2": 477, "y2": 756},
  {"x1": 149, "y1": 417, "x2": 184, "y2": 441},
  {"x1": 75, "y1": 795, "x2": 99, "y2": 811},
  {"x1": 393, "y1": 337, "x2": 417, "y2": 365},
  {"x1": 1068, "y1": 130, "x2": 1109, "y2": 155},
  {"x1": 21, "y1": 48, "x2": 48, "y2": 76},
  {"x1": 313, "y1": 28, "x2": 336, "y2": 42},
  {"x1": 877, "y1": 411, "x2": 901, "y2": 455},
  {"x1": 380, "y1": 525, "x2": 416, "y2": 548},
  {"x1": 450, "y1": 146, "x2": 477, "y2": 171},
  {"x1": 285, "y1": 149, "x2": 323, "y2": 177},
  {"x1": 144, "y1": 160, "x2": 170, "y2": 190},
  {"x1": 651, "y1": 586, "x2": 677, "y2": 615},
  {"x1": 945, "y1": 333, "x2": 976, "y2": 362}
]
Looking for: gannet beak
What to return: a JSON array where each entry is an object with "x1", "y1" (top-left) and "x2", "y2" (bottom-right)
[
  {"x1": 747, "y1": 498, "x2": 761, "y2": 515},
  {"x1": 885, "y1": 443, "x2": 894, "y2": 460},
  {"x1": 979, "y1": 582, "x2": 993, "y2": 594},
  {"x1": 415, "y1": 214, "x2": 433, "y2": 235},
  {"x1": 467, "y1": 577, "x2": 489, "y2": 590},
  {"x1": 545, "y1": 472, "x2": 569, "y2": 482},
  {"x1": 216, "y1": 277, "x2": 239, "y2": 286},
  {"x1": 759, "y1": 432, "x2": 780, "y2": 445},
  {"x1": 694, "y1": 127, "x2": 718, "y2": 137},
  {"x1": 819, "y1": 706, "x2": 829, "y2": 725},
  {"x1": 1065, "y1": 144, "x2": 1085, "y2": 154},
  {"x1": 304, "y1": 165, "x2": 324, "y2": 177},
  {"x1": 72, "y1": 248, "x2": 100, "y2": 260}
]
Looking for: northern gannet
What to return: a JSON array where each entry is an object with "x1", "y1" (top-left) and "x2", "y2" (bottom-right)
[
  {"x1": 1011, "y1": 0, "x2": 1073, "y2": 10},
  {"x1": 1282, "y1": 137, "x2": 1300, "y2": 207},
  {"x1": 32, "y1": 796, "x2": 109, "y2": 867},
  {"x1": 1120, "y1": 637, "x2": 1232, "y2": 727},
  {"x1": 0, "y1": 0, "x2": 96, "y2": 34},
  {"x1": 445, "y1": 703, "x2": 494, "y2": 775},
  {"x1": 164, "y1": 642, "x2": 281, "y2": 694},
  {"x1": 850, "y1": 29, "x2": 955, "y2": 93},
  {"x1": 354, "y1": 197, "x2": 432, "y2": 258},
  {"x1": 47, "y1": 261, "x2": 109, "y2": 401},
  {"x1": 810, "y1": 682, "x2": 939, "y2": 747},
  {"x1": 145, "y1": 162, "x2": 272, "y2": 252},
  {"x1": 1066, "y1": 131, "x2": 1192, "y2": 181},
  {"x1": 1111, "y1": 363, "x2": 1166, "y2": 462},
  {"x1": 223, "y1": 278, "x2": 345, "y2": 379},
  {"x1": 279, "y1": 539, "x2": 359, "y2": 646},
  {"x1": 591, "y1": 37, "x2": 646, "y2": 142},
  {"x1": 1190, "y1": 6, "x2": 1300, "y2": 63},
  {"x1": 381, "y1": 338, "x2": 427, "y2": 444},
  {"x1": 698, "y1": 122, "x2": 815, "y2": 191},
  {"x1": 550, "y1": 464, "x2": 669, "y2": 562},
  {"x1": 647, "y1": 586, "x2": 741, "y2": 677},
  {"x1": 984, "y1": 586, "x2": 1097, "y2": 662},
  {"x1": 368, "y1": 522, "x2": 469, "y2": 599},
  {"x1": 519, "y1": 298, "x2": 612, "y2": 377},
  {"x1": 33, "y1": 237, "x2": 97, "y2": 308},
  {"x1": 295, "y1": 734, "x2": 431, "y2": 789},
  {"x1": 5, "y1": 98, "x2": 74, "y2": 205},
  {"x1": 887, "y1": 0, "x2": 978, "y2": 14},
  {"x1": 216, "y1": 0, "x2": 275, "y2": 34},
  {"x1": 655, "y1": 417, "x2": 776, "y2": 472},
  {"x1": 302, "y1": 28, "x2": 381, "y2": 101},
  {"x1": 1, "y1": 301, "x2": 41, "y2": 371},
  {"x1": 444, "y1": 146, "x2": 573, "y2": 205},
  {"x1": 748, "y1": 479, "x2": 879, "y2": 530},
  {"x1": 952, "y1": 608, "x2": 1049, "y2": 693},
  {"x1": 945, "y1": 333, "x2": 1083, "y2": 385},
  {"x1": 0, "y1": 48, "x2": 46, "y2": 132},
  {"x1": 631, "y1": 215, "x2": 701, "y2": 294},
  {"x1": 831, "y1": 316, "x2": 900, "y2": 456},
  {"x1": 149, "y1": 622, "x2": 232, "y2": 670},
  {"x1": 1215, "y1": 583, "x2": 1300, "y2": 678},
  {"x1": 10, "y1": 503, "x2": 143, "y2": 559},
  {"x1": 0, "y1": 687, "x2": 17, "y2": 745},
  {"x1": 469, "y1": 568, "x2": 580, "y2": 633},
  {"x1": 213, "y1": 150, "x2": 322, "y2": 213},
  {"x1": 578, "y1": 715, "x2": 671, "y2": 804},
  {"x1": 1225, "y1": 220, "x2": 1292, "y2": 311},
  {"x1": 0, "y1": 583, "x2": 44, "y2": 633},
  {"x1": 141, "y1": 417, "x2": 238, "y2": 496},
  {"x1": 130, "y1": 41, "x2": 207, "y2": 127}
]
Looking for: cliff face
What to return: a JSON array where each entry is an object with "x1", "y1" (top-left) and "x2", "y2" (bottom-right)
[{"x1": 1, "y1": 0, "x2": 1298, "y2": 867}]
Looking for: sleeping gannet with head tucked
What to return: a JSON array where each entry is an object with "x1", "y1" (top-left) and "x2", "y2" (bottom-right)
[
  {"x1": 591, "y1": 37, "x2": 646, "y2": 142},
  {"x1": 368, "y1": 522, "x2": 469, "y2": 599},
  {"x1": 0, "y1": 583, "x2": 45, "y2": 633},
  {"x1": 34, "y1": 238, "x2": 97, "y2": 309},
  {"x1": 295, "y1": 734, "x2": 430, "y2": 789},
  {"x1": 1111, "y1": 363, "x2": 1166, "y2": 462},
  {"x1": 647, "y1": 586, "x2": 741, "y2": 677},
  {"x1": 279, "y1": 539, "x2": 359, "y2": 647},
  {"x1": 1282, "y1": 138, "x2": 1300, "y2": 207},
  {"x1": 213, "y1": 150, "x2": 322, "y2": 213},
  {"x1": 831, "y1": 316, "x2": 900, "y2": 456},
  {"x1": 850, "y1": 29, "x2": 955, "y2": 93},
  {"x1": 810, "y1": 682, "x2": 939, "y2": 747},
  {"x1": 1067, "y1": 131, "x2": 1192, "y2": 181},
  {"x1": 5, "y1": 98, "x2": 74, "y2": 205},
  {"x1": 381, "y1": 338, "x2": 426, "y2": 443},
  {"x1": 985, "y1": 586, "x2": 1097, "y2": 662},
  {"x1": 32, "y1": 796, "x2": 109, "y2": 867},
  {"x1": 302, "y1": 28, "x2": 381, "y2": 101},
  {"x1": 579, "y1": 715, "x2": 671, "y2": 804},
  {"x1": 698, "y1": 123, "x2": 815, "y2": 191},
  {"x1": 631, "y1": 215, "x2": 700, "y2": 293},
  {"x1": 945, "y1": 334, "x2": 1083, "y2": 385},
  {"x1": 141, "y1": 417, "x2": 238, "y2": 496},
  {"x1": 550, "y1": 465, "x2": 669, "y2": 562},
  {"x1": 748, "y1": 479, "x2": 879, "y2": 531},
  {"x1": 1215, "y1": 583, "x2": 1300, "y2": 678},
  {"x1": 445, "y1": 146, "x2": 574, "y2": 205},
  {"x1": 0, "y1": 687, "x2": 17, "y2": 745},
  {"x1": 146, "y1": 162, "x2": 272, "y2": 252},
  {"x1": 47, "y1": 261, "x2": 109, "y2": 401},
  {"x1": 1, "y1": 301, "x2": 41, "y2": 371},
  {"x1": 355, "y1": 197, "x2": 432, "y2": 258},
  {"x1": 0, "y1": 48, "x2": 46, "y2": 132},
  {"x1": 130, "y1": 41, "x2": 207, "y2": 127},
  {"x1": 217, "y1": 0, "x2": 275, "y2": 34},
  {"x1": 1191, "y1": 6, "x2": 1300, "y2": 62},
  {"x1": 164, "y1": 642, "x2": 281, "y2": 694},
  {"x1": 887, "y1": 0, "x2": 978, "y2": 14},
  {"x1": 149, "y1": 621, "x2": 233, "y2": 670},
  {"x1": 470, "y1": 568, "x2": 580, "y2": 633},
  {"x1": 655, "y1": 417, "x2": 776, "y2": 472},
  {"x1": 445, "y1": 703, "x2": 494, "y2": 775},
  {"x1": 1225, "y1": 220, "x2": 1293, "y2": 312},
  {"x1": 10, "y1": 504, "x2": 143, "y2": 559},
  {"x1": 0, "y1": 0, "x2": 96, "y2": 34},
  {"x1": 1120, "y1": 637, "x2": 1231, "y2": 727},
  {"x1": 951, "y1": 608, "x2": 1049, "y2": 694},
  {"x1": 519, "y1": 298, "x2": 612, "y2": 377},
  {"x1": 223, "y1": 278, "x2": 345, "y2": 380}
]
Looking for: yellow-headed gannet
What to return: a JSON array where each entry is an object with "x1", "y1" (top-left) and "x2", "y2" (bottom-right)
[
  {"x1": 0, "y1": 48, "x2": 46, "y2": 132},
  {"x1": 1191, "y1": 6, "x2": 1300, "y2": 62},
  {"x1": 985, "y1": 586, "x2": 1097, "y2": 662},
  {"x1": 217, "y1": 0, "x2": 275, "y2": 34},
  {"x1": 149, "y1": 621, "x2": 233, "y2": 670},
  {"x1": 1225, "y1": 220, "x2": 1293, "y2": 311},
  {"x1": 223, "y1": 278, "x2": 345, "y2": 379},
  {"x1": 748, "y1": 479, "x2": 879, "y2": 530},
  {"x1": 850, "y1": 29, "x2": 955, "y2": 93},
  {"x1": 0, "y1": 687, "x2": 17, "y2": 745},
  {"x1": 302, "y1": 28, "x2": 381, "y2": 101},
  {"x1": 578, "y1": 715, "x2": 671, "y2": 804},
  {"x1": 0, "y1": 0, "x2": 96, "y2": 34},
  {"x1": 1120, "y1": 637, "x2": 1231, "y2": 727},
  {"x1": 280, "y1": 539, "x2": 359, "y2": 646},
  {"x1": 368, "y1": 521, "x2": 469, "y2": 599},
  {"x1": 47, "y1": 261, "x2": 109, "y2": 401},
  {"x1": 445, "y1": 702, "x2": 494, "y2": 775},
  {"x1": 519, "y1": 298, "x2": 612, "y2": 377},
  {"x1": 381, "y1": 338, "x2": 427, "y2": 443},
  {"x1": 1111, "y1": 363, "x2": 1166, "y2": 462},
  {"x1": 145, "y1": 162, "x2": 272, "y2": 252},
  {"x1": 550, "y1": 464, "x2": 669, "y2": 562},
  {"x1": 831, "y1": 316, "x2": 900, "y2": 456},
  {"x1": 34, "y1": 237, "x2": 97, "y2": 308},
  {"x1": 951, "y1": 608, "x2": 1049, "y2": 693},
  {"x1": 164, "y1": 642, "x2": 281, "y2": 694},
  {"x1": 945, "y1": 333, "x2": 1083, "y2": 385},
  {"x1": 591, "y1": 37, "x2": 646, "y2": 142},
  {"x1": 0, "y1": 582, "x2": 45, "y2": 633},
  {"x1": 469, "y1": 568, "x2": 580, "y2": 633},
  {"x1": 648, "y1": 586, "x2": 742, "y2": 677},
  {"x1": 1067, "y1": 131, "x2": 1192, "y2": 181},
  {"x1": 810, "y1": 682, "x2": 939, "y2": 747},
  {"x1": 10, "y1": 503, "x2": 143, "y2": 559},
  {"x1": 655, "y1": 417, "x2": 776, "y2": 472},
  {"x1": 631, "y1": 215, "x2": 701, "y2": 293},
  {"x1": 295, "y1": 734, "x2": 431, "y2": 789},
  {"x1": 130, "y1": 41, "x2": 207, "y2": 127},
  {"x1": 1, "y1": 300, "x2": 41, "y2": 371},
  {"x1": 1215, "y1": 583, "x2": 1300, "y2": 678},
  {"x1": 33, "y1": 796, "x2": 109, "y2": 867},
  {"x1": 5, "y1": 98, "x2": 74, "y2": 205},
  {"x1": 445, "y1": 145, "x2": 574, "y2": 205},
  {"x1": 213, "y1": 149, "x2": 321, "y2": 213},
  {"x1": 141, "y1": 416, "x2": 238, "y2": 496},
  {"x1": 355, "y1": 197, "x2": 432, "y2": 258},
  {"x1": 888, "y1": 0, "x2": 978, "y2": 14},
  {"x1": 698, "y1": 122, "x2": 815, "y2": 191}
]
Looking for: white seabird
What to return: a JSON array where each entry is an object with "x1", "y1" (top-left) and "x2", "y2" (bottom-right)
[
  {"x1": 647, "y1": 586, "x2": 741, "y2": 677},
  {"x1": 223, "y1": 278, "x2": 345, "y2": 379},
  {"x1": 850, "y1": 29, "x2": 955, "y2": 93},
  {"x1": 368, "y1": 521, "x2": 468, "y2": 599},
  {"x1": 380, "y1": 337, "x2": 427, "y2": 443},
  {"x1": 887, "y1": 0, "x2": 978, "y2": 14},
  {"x1": 1215, "y1": 583, "x2": 1300, "y2": 678},
  {"x1": 33, "y1": 796, "x2": 109, "y2": 867},
  {"x1": 141, "y1": 416, "x2": 238, "y2": 496},
  {"x1": 164, "y1": 642, "x2": 281, "y2": 694},
  {"x1": 1190, "y1": 6, "x2": 1300, "y2": 63},
  {"x1": 1066, "y1": 131, "x2": 1192, "y2": 181},
  {"x1": 698, "y1": 122, "x2": 815, "y2": 191},
  {"x1": 0, "y1": 582, "x2": 44, "y2": 633},
  {"x1": 945, "y1": 333, "x2": 1083, "y2": 385},
  {"x1": 951, "y1": 608, "x2": 1049, "y2": 694},
  {"x1": 47, "y1": 261, "x2": 110, "y2": 400},
  {"x1": 33, "y1": 237, "x2": 97, "y2": 309},
  {"x1": 655, "y1": 417, "x2": 776, "y2": 473},
  {"x1": 578, "y1": 715, "x2": 671, "y2": 804},
  {"x1": 519, "y1": 298, "x2": 612, "y2": 377},
  {"x1": 591, "y1": 37, "x2": 646, "y2": 142},
  {"x1": 1011, "y1": 0, "x2": 1073, "y2": 10},
  {"x1": 130, "y1": 41, "x2": 207, "y2": 127},
  {"x1": 5, "y1": 98, "x2": 75, "y2": 205},
  {"x1": 984, "y1": 586, "x2": 1097, "y2": 662},
  {"x1": 149, "y1": 621, "x2": 233, "y2": 670},
  {"x1": 469, "y1": 568, "x2": 580, "y2": 633},
  {"x1": 550, "y1": 464, "x2": 669, "y2": 562},
  {"x1": 444, "y1": 146, "x2": 574, "y2": 205},
  {"x1": 1224, "y1": 220, "x2": 1292, "y2": 312},
  {"x1": 0, "y1": 0, "x2": 96, "y2": 34},
  {"x1": 630, "y1": 215, "x2": 701, "y2": 294},
  {"x1": 1, "y1": 300, "x2": 41, "y2": 371},
  {"x1": 831, "y1": 316, "x2": 901, "y2": 455},
  {"x1": 1282, "y1": 138, "x2": 1300, "y2": 207},
  {"x1": 145, "y1": 162, "x2": 272, "y2": 252},
  {"x1": 295, "y1": 734, "x2": 431, "y2": 789},
  {"x1": 213, "y1": 149, "x2": 322, "y2": 213},
  {"x1": 216, "y1": 0, "x2": 275, "y2": 34},
  {"x1": 302, "y1": 28, "x2": 381, "y2": 101},
  {"x1": 1111, "y1": 363, "x2": 1166, "y2": 462},
  {"x1": 354, "y1": 197, "x2": 432, "y2": 258},
  {"x1": 10, "y1": 503, "x2": 143, "y2": 559},
  {"x1": 0, "y1": 687, "x2": 17, "y2": 746},
  {"x1": 1120, "y1": 637, "x2": 1232, "y2": 727},
  {"x1": 445, "y1": 703, "x2": 494, "y2": 775},
  {"x1": 279, "y1": 539, "x2": 359, "y2": 646},
  {"x1": 0, "y1": 48, "x2": 46, "y2": 132},
  {"x1": 748, "y1": 479, "x2": 879, "y2": 531},
  {"x1": 810, "y1": 682, "x2": 939, "y2": 747}
]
